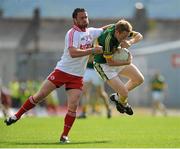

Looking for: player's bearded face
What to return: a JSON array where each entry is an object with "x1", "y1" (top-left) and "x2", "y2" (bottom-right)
[{"x1": 74, "y1": 12, "x2": 89, "y2": 29}]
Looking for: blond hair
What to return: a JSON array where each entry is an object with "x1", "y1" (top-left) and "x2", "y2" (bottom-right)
[{"x1": 115, "y1": 19, "x2": 132, "y2": 33}]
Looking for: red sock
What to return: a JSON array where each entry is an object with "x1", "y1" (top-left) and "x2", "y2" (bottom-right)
[
  {"x1": 15, "y1": 96, "x2": 37, "y2": 119},
  {"x1": 61, "y1": 110, "x2": 76, "y2": 138}
]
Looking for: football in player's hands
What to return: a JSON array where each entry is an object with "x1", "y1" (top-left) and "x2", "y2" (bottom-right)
[{"x1": 112, "y1": 47, "x2": 130, "y2": 61}]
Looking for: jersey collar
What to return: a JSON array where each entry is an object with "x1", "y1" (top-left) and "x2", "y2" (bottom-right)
[{"x1": 73, "y1": 25, "x2": 86, "y2": 32}]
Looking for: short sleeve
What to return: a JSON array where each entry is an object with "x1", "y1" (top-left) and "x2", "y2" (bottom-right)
[
  {"x1": 88, "y1": 27, "x2": 103, "y2": 39},
  {"x1": 66, "y1": 30, "x2": 79, "y2": 48},
  {"x1": 103, "y1": 33, "x2": 113, "y2": 58}
]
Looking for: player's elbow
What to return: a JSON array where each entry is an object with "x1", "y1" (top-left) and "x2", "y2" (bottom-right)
[
  {"x1": 138, "y1": 33, "x2": 143, "y2": 40},
  {"x1": 126, "y1": 61, "x2": 131, "y2": 65}
]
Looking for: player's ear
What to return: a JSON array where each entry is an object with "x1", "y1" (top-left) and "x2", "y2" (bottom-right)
[
  {"x1": 115, "y1": 30, "x2": 119, "y2": 34},
  {"x1": 114, "y1": 30, "x2": 119, "y2": 37},
  {"x1": 73, "y1": 18, "x2": 77, "y2": 24}
]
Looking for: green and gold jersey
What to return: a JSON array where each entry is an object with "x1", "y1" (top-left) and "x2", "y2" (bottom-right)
[
  {"x1": 87, "y1": 61, "x2": 94, "y2": 69},
  {"x1": 151, "y1": 76, "x2": 165, "y2": 91},
  {"x1": 94, "y1": 25, "x2": 136, "y2": 64},
  {"x1": 94, "y1": 25, "x2": 119, "y2": 64}
]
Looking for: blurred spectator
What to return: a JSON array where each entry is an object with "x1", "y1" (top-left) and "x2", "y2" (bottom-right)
[
  {"x1": 45, "y1": 90, "x2": 60, "y2": 115},
  {"x1": 78, "y1": 60, "x2": 111, "y2": 119},
  {"x1": 8, "y1": 79, "x2": 21, "y2": 107},
  {"x1": 150, "y1": 72, "x2": 168, "y2": 116},
  {"x1": 19, "y1": 80, "x2": 41, "y2": 116},
  {"x1": 0, "y1": 78, "x2": 12, "y2": 117}
]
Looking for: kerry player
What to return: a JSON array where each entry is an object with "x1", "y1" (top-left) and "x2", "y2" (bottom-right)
[{"x1": 93, "y1": 19, "x2": 144, "y2": 115}]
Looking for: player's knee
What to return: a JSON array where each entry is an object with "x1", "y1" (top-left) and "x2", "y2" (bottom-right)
[
  {"x1": 139, "y1": 75, "x2": 144, "y2": 84},
  {"x1": 134, "y1": 75, "x2": 144, "y2": 86}
]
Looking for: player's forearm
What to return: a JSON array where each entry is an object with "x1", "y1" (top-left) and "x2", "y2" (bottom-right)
[
  {"x1": 129, "y1": 33, "x2": 143, "y2": 45},
  {"x1": 101, "y1": 24, "x2": 114, "y2": 30},
  {"x1": 69, "y1": 47, "x2": 93, "y2": 58},
  {"x1": 107, "y1": 59, "x2": 131, "y2": 66}
]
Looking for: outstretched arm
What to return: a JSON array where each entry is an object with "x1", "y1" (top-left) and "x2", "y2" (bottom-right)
[
  {"x1": 128, "y1": 31, "x2": 143, "y2": 44},
  {"x1": 69, "y1": 46, "x2": 103, "y2": 58},
  {"x1": 101, "y1": 24, "x2": 114, "y2": 30},
  {"x1": 121, "y1": 31, "x2": 143, "y2": 48}
]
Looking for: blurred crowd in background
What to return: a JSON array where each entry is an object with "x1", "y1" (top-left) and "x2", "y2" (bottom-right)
[
  {"x1": 0, "y1": 0, "x2": 180, "y2": 117},
  {"x1": 0, "y1": 79, "x2": 61, "y2": 117},
  {"x1": 0, "y1": 71, "x2": 169, "y2": 118}
]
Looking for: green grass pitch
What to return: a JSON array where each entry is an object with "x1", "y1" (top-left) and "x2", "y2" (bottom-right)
[{"x1": 0, "y1": 115, "x2": 180, "y2": 148}]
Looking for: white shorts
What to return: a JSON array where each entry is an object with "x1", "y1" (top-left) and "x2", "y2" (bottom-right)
[
  {"x1": 94, "y1": 62, "x2": 126, "y2": 81},
  {"x1": 152, "y1": 91, "x2": 165, "y2": 102},
  {"x1": 83, "y1": 68, "x2": 103, "y2": 86}
]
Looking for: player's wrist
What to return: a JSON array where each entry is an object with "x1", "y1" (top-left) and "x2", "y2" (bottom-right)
[{"x1": 129, "y1": 39, "x2": 134, "y2": 45}]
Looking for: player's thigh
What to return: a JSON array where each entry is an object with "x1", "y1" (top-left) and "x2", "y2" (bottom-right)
[
  {"x1": 66, "y1": 89, "x2": 82, "y2": 111},
  {"x1": 119, "y1": 63, "x2": 144, "y2": 81}
]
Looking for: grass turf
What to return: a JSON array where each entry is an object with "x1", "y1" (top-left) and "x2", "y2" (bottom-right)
[{"x1": 0, "y1": 115, "x2": 180, "y2": 148}]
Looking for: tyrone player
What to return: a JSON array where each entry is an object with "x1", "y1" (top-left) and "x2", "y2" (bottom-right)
[{"x1": 5, "y1": 8, "x2": 111, "y2": 143}]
